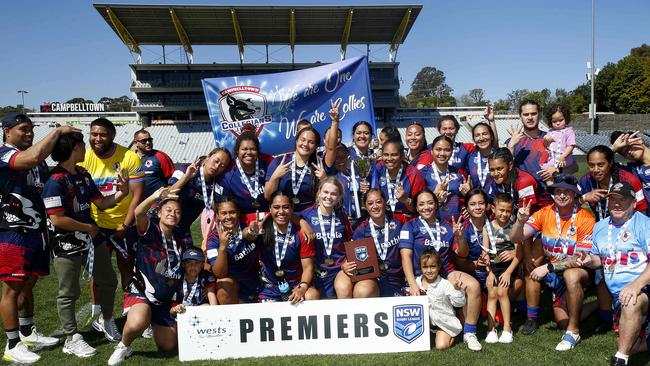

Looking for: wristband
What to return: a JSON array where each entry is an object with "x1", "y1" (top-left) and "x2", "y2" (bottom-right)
[{"x1": 297, "y1": 281, "x2": 309, "y2": 289}]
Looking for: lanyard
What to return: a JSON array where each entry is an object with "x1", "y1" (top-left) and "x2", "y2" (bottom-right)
[
  {"x1": 430, "y1": 165, "x2": 450, "y2": 185},
  {"x1": 199, "y1": 166, "x2": 213, "y2": 211},
  {"x1": 606, "y1": 216, "x2": 633, "y2": 271},
  {"x1": 484, "y1": 221, "x2": 498, "y2": 255},
  {"x1": 419, "y1": 218, "x2": 442, "y2": 250},
  {"x1": 317, "y1": 208, "x2": 337, "y2": 258},
  {"x1": 349, "y1": 161, "x2": 361, "y2": 219},
  {"x1": 470, "y1": 219, "x2": 484, "y2": 249},
  {"x1": 235, "y1": 158, "x2": 260, "y2": 200},
  {"x1": 554, "y1": 205, "x2": 577, "y2": 255},
  {"x1": 183, "y1": 280, "x2": 200, "y2": 306},
  {"x1": 596, "y1": 177, "x2": 614, "y2": 221},
  {"x1": 353, "y1": 145, "x2": 369, "y2": 158},
  {"x1": 273, "y1": 222, "x2": 292, "y2": 269},
  {"x1": 291, "y1": 158, "x2": 308, "y2": 196},
  {"x1": 160, "y1": 227, "x2": 181, "y2": 274},
  {"x1": 386, "y1": 166, "x2": 403, "y2": 212},
  {"x1": 369, "y1": 217, "x2": 390, "y2": 261},
  {"x1": 228, "y1": 227, "x2": 243, "y2": 248},
  {"x1": 476, "y1": 152, "x2": 489, "y2": 188},
  {"x1": 82, "y1": 237, "x2": 94, "y2": 281}
]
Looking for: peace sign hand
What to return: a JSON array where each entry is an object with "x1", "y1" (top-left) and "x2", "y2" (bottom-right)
[
  {"x1": 507, "y1": 124, "x2": 523, "y2": 145},
  {"x1": 459, "y1": 175, "x2": 472, "y2": 195},
  {"x1": 517, "y1": 199, "x2": 533, "y2": 222},
  {"x1": 395, "y1": 183, "x2": 407, "y2": 202},
  {"x1": 329, "y1": 99, "x2": 341, "y2": 122},
  {"x1": 114, "y1": 169, "x2": 130, "y2": 196},
  {"x1": 453, "y1": 278, "x2": 466, "y2": 291},
  {"x1": 452, "y1": 216, "x2": 464, "y2": 237},
  {"x1": 218, "y1": 223, "x2": 233, "y2": 248},
  {"x1": 186, "y1": 158, "x2": 201, "y2": 178},
  {"x1": 311, "y1": 157, "x2": 327, "y2": 180},
  {"x1": 271, "y1": 154, "x2": 292, "y2": 180}
]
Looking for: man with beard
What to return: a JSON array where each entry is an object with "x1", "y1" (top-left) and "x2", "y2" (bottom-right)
[
  {"x1": 1, "y1": 113, "x2": 79, "y2": 363},
  {"x1": 79, "y1": 118, "x2": 144, "y2": 342},
  {"x1": 132, "y1": 129, "x2": 174, "y2": 197}
]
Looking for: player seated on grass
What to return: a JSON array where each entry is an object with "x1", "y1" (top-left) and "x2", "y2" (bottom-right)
[
  {"x1": 416, "y1": 247, "x2": 466, "y2": 350},
  {"x1": 511, "y1": 174, "x2": 596, "y2": 352},
  {"x1": 483, "y1": 193, "x2": 521, "y2": 345},
  {"x1": 578, "y1": 182, "x2": 650, "y2": 366},
  {"x1": 108, "y1": 187, "x2": 187, "y2": 366},
  {"x1": 169, "y1": 247, "x2": 217, "y2": 317}
]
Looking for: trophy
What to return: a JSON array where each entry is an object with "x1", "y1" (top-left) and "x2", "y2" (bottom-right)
[{"x1": 353, "y1": 157, "x2": 372, "y2": 185}]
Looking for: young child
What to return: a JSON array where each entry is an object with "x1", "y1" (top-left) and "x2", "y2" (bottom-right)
[
  {"x1": 483, "y1": 193, "x2": 521, "y2": 344},
  {"x1": 542, "y1": 104, "x2": 578, "y2": 185},
  {"x1": 416, "y1": 248, "x2": 466, "y2": 350},
  {"x1": 171, "y1": 247, "x2": 218, "y2": 316}
]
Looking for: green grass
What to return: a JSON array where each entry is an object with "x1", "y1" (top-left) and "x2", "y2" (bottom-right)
[{"x1": 2, "y1": 161, "x2": 649, "y2": 365}]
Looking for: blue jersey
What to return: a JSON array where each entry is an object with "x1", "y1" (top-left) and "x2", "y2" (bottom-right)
[
  {"x1": 258, "y1": 225, "x2": 315, "y2": 299},
  {"x1": 621, "y1": 162, "x2": 650, "y2": 216},
  {"x1": 399, "y1": 218, "x2": 455, "y2": 276},
  {"x1": 169, "y1": 165, "x2": 224, "y2": 233},
  {"x1": 133, "y1": 220, "x2": 187, "y2": 305},
  {"x1": 265, "y1": 152, "x2": 316, "y2": 213},
  {"x1": 465, "y1": 149, "x2": 495, "y2": 194},
  {"x1": 347, "y1": 145, "x2": 374, "y2": 160},
  {"x1": 141, "y1": 150, "x2": 175, "y2": 197},
  {"x1": 205, "y1": 226, "x2": 260, "y2": 284},
  {"x1": 372, "y1": 162, "x2": 425, "y2": 215},
  {"x1": 462, "y1": 221, "x2": 485, "y2": 262},
  {"x1": 420, "y1": 164, "x2": 464, "y2": 223},
  {"x1": 505, "y1": 131, "x2": 549, "y2": 187},
  {"x1": 181, "y1": 270, "x2": 216, "y2": 306},
  {"x1": 449, "y1": 141, "x2": 473, "y2": 170},
  {"x1": 219, "y1": 160, "x2": 269, "y2": 214},
  {"x1": 591, "y1": 212, "x2": 650, "y2": 298},
  {"x1": 0, "y1": 144, "x2": 49, "y2": 233},
  {"x1": 353, "y1": 216, "x2": 404, "y2": 284},
  {"x1": 300, "y1": 206, "x2": 351, "y2": 273}
]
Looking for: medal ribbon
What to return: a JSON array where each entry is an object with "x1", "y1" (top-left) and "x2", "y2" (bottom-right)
[
  {"x1": 419, "y1": 218, "x2": 442, "y2": 250},
  {"x1": 273, "y1": 222, "x2": 292, "y2": 269},
  {"x1": 235, "y1": 158, "x2": 260, "y2": 200},
  {"x1": 291, "y1": 158, "x2": 308, "y2": 196},
  {"x1": 554, "y1": 205, "x2": 577, "y2": 255},
  {"x1": 369, "y1": 218, "x2": 390, "y2": 261},
  {"x1": 317, "y1": 208, "x2": 337, "y2": 258},
  {"x1": 386, "y1": 166, "x2": 403, "y2": 212}
]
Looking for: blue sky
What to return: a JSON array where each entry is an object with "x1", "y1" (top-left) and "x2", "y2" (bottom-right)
[{"x1": 1, "y1": 0, "x2": 648, "y2": 109}]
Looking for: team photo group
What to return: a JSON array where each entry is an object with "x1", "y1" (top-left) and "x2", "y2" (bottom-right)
[{"x1": 2, "y1": 97, "x2": 650, "y2": 365}]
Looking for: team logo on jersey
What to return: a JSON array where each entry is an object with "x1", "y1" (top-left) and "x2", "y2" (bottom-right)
[
  {"x1": 355, "y1": 246, "x2": 368, "y2": 261},
  {"x1": 145, "y1": 159, "x2": 153, "y2": 167},
  {"x1": 389, "y1": 221, "x2": 397, "y2": 230},
  {"x1": 218, "y1": 86, "x2": 271, "y2": 138},
  {"x1": 393, "y1": 304, "x2": 424, "y2": 344}
]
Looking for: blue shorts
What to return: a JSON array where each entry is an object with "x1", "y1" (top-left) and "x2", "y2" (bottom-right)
[
  {"x1": 377, "y1": 276, "x2": 406, "y2": 297},
  {"x1": 123, "y1": 290, "x2": 175, "y2": 327},
  {"x1": 314, "y1": 269, "x2": 338, "y2": 299},
  {"x1": 235, "y1": 274, "x2": 260, "y2": 303},
  {"x1": 0, "y1": 230, "x2": 49, "y2": 281}
]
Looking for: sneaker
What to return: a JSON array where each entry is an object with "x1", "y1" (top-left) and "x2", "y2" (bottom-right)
[
  {"x1": 521, "y1": 319, "x2": 538, "y2": 335},
  {"x1": 62, "y1": 334, "x2": 96, "y2": 358},
  {"x1": 20, "y1": 326, "x2": 59, "y2": 348},
  {"x1": 93, "y1": 316, "x2": 122, "y2": 342},
  {"x1": 3, "y1": 342, "x2": 40, "y2": 363},
  {"x1": 463, "y1": 332, "x2": 482, "y2": 351},
  {"x1": 555, "y1": 331, "x2": 580, "y2": 351},
  {"x1": 142, "y1": 325, "x2": 153, "y2": 339},
  {"x1": 610, "y1": 356, "x2": 627, "y2": 366},
  {"x1": 485, "y1": 330, "x2": 498, "y2": 344},
  {"x1": 498, "y1": 330, "x2": 514, "y2": 344},
  {"x1": 108, "y1": 342, "x2": 132, "y2": 366}
]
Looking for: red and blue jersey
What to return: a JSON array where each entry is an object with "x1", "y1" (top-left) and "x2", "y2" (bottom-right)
[
  {"x1": 407, "y1": 149, "x2": 433, "y2": 171},
  {"x1": 399, "y1": 218, "x2": 456, "y2": 276},
  {"x1": 449, "y1": 141, "x2": 475, "y2": 170},
  {"x1": 420, "y1": 164, "x2": 464, "y2": 223},
  {"x1": 591, "y1": 212, "x2": 650, "y2": 299},
  {"x1": 353, "y1": 216, "x2": 404, "y2": 284},
  {"x1": 486, "y1": 168, "x2": 548, "y2": 212},
  {"x1": 205, "y1": 226, "x2": 260, "y2": 286},
  {"x1": 299, "y1": 206, "x2": 351, "y2": 273},
  {"x1": 621, "y1": 162, "x2": 650, "y2": 216},
  {"x1": 578, "y1": 169, "x2": 647, "y2": 221},
  {"x1": 465, "y1": 149, "x2": 495, "y2": 194},
  {"x1": 141, "y1": 150, "x2": 175, "y2": 197},
  {"x1": 169, "y1": 165, "x2": 224, "y2": 233},
  {"x1": 372, "y1": 162, "x2": 425, "y2": 215},
  {"x1": 258, "y1": 226, "x2": 315, "y2": 298},
  {"x1": 42, "y1": 166, "x2": 102, "y2": 224},
  {"x1": 0, "y1": 144, "x2": 49, "y2": 233},
  {"x1": 219, "y1": 160, "x2": 269, "y2": 214},
  {"x1": 265, "y1": 152, "x2": 316, "y2": 213},
  {"x1": 505, "y1": 132, "x2": 550, "y2": 187},
  {"x1": 133, "y1": 220, "x2": 188, "y2": 305}
]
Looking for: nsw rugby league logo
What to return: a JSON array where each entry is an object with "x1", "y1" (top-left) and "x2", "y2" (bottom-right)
[{"x1": 218, "y1": 86, "x2": 272, "y2": 137}]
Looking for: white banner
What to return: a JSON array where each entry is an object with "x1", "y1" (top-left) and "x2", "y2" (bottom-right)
[{"x1": 177, "y1": 296, "x2": 430, "y2": 361}]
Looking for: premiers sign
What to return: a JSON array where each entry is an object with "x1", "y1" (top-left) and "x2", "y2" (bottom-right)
[{"x1": 178, "y1": 296, "x2": 429, "y2": 361}]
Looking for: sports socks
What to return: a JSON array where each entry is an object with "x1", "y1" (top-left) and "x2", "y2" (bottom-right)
[
  {"x1": 463, "y1": 323, "x2": 477, "y2": 334},
  {"x1": 527, "y1": 306, "x2": 539, "y2": 321},
  {"x1": 5, "y1": 329, "x2": 19, "y2": 349},
  {"x1": 18, "y1": 316, "x2": 33, "y2": 337}
]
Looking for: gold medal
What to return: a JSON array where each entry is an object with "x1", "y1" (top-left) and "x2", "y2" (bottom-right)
[
  {"x1": 325, "y1": 256, "x2": 335, "y2": 265},
  {"x1": 252, "y1": 200, "x2": 260, "y2": 209},
  {"x1": 292, "y1": 197, "x2": 300, "y2": 205},
  {"x1": 379, "y1": 262, "x2": 388, "y2": 271},
  {"x1": 275, "y1": 269, "x2": 285, "y2": 278}
]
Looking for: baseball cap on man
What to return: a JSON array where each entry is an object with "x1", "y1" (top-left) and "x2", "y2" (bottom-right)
[
  {"x1": 1, "y1": 113, "x2": 31, "y2": 129},
  {"x1": 607, "y1": 182, "x2": 635, "y2": 200},
  {"x1": 548, "y1": 174, "x2": 582, "y2": 197},
  {"x1": 182, "y1": 246, "x2": 206, "y2": 262}
]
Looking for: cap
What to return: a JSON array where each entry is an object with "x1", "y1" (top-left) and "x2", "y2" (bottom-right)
[
  {"x1": 2, "y1": 113, "x2": 31, "y2": 129},
  {"x1": 607, "y1": 181, "x2": 635, "y2": 200},
  {"x1": 182, "y1": 246, "x2": 205, "y2": 262},
  {"x1": 548, "y1": 174, "x2": 582, "y2": 197}
]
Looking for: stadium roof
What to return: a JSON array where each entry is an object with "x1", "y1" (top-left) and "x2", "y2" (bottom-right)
[{"x1": 93, "y1": 3, "x2": 422, "y2": 62}]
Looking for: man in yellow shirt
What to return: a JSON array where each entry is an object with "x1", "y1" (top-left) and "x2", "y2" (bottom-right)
[{"x1": 79, "y1": 118, "x2": 144, "y2": 342}]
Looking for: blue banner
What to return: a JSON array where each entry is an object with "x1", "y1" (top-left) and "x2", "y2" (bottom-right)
[{"x1": 202, "y1": 56, "x2": 376, "y2": 156}]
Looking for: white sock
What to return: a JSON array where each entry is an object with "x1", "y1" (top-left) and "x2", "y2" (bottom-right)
[{"x1": 614, "y1": 352, "x2": 629, "y2": 363}]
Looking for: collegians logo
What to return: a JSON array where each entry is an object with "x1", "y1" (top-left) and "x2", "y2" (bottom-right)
[
  {"x1": 218, "y1": 86, "x2": 271, "y2": 137},
  {"x1": 393, "y1": 304, "x2": 424, "y2": 344}
]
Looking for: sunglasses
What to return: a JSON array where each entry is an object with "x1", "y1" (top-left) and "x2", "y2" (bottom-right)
[{"x1": 137, "y1": 138, "x2": 153, "y2": 144}]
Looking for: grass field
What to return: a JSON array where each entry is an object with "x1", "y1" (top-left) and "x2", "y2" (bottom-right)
[{"x1": 2, "y1": 161, "x2": 650, "y2": 365}]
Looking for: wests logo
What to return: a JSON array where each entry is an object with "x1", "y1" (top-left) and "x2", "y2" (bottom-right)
[{"x1": 218, "y1": 86, "x2": 271, "y2": 137}]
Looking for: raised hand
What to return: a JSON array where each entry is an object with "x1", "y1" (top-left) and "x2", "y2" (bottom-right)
[
  {"x1": 114, "y1": 169, "x2": 130, "y2": 196},
  {"x1": 395, "y1": 183, "x2": 407, "y2": 202},
  {"x1": 484, "y1": 105, "x2": 495, "y2": 122},
  {"x1": 507, "y1": 124, "x2": 524, "y2": 146},
  {"x1": 452, "y1": 216, "x2": 464, "y2": 237},
  {"x1": 312, "y1": 157, "x2": 327, "y2": 180},
  {"x1": 271, "y1": 154, "x2": 292, "y2": 180},
  {"x1": 329, "y1": 99, "x2": 341, "y2": 122},
  {"x1": 186, "y1": 158, "x2": 201, "y2": 178},
  {"x1": 517, "y1": 199, "x2": 533, "y2": 222},
  {"x1": 459, "y1": 175, "x2": 472, "y2": 195},
  {"x1": 453, "y1": 277, "x2": 466, "y2": 291},
  {"x1": 218, "y1": 223, "x2": 233, "y2": 248}
]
